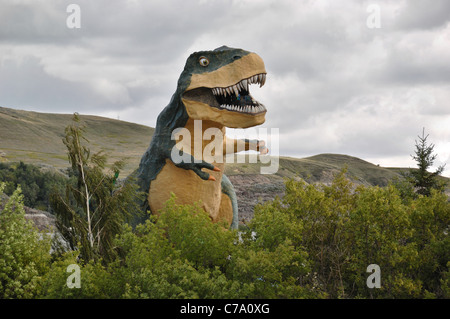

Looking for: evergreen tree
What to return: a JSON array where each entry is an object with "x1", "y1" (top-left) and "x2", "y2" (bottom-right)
[
  {"x1": 409, "y1": 128, "x2": 446, "y2": 196},
  {"x1": 50, "y1": 113, "x2": 143, "y2": 263}
]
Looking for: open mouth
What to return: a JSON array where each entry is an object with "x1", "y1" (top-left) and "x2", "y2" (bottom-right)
[{"x1": 183, "y1": 73, "x2": 267, "y2": 115}]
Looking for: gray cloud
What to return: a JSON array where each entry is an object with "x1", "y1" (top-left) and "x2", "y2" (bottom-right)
[
  {"x1": 394, "y1": 0, "x2": 450, "y2": 30},
  {"x1": 0, "y1": 0, "x2": 449, "y2": 175}
]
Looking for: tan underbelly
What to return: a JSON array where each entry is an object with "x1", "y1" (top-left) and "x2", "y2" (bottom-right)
[{"x1": 148, "y1": 159, "x2": 225, "y2": 221}]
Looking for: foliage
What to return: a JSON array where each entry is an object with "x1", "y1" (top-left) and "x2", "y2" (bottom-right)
[
  {"x1": 0, "y1": 183, "x2": 52, "y2": 298},
  {"x1": 109, "y1": 196, "x2": 315, "y2": 299},
  {"x1": 407, "y1": 128, "x2": 446, "y2": 196},
  {"x1": 1, "y1": 166, "x2": 448, "y2": 299},
  {"x1": 0, "y1": 161, "x2": 67, "y2": 211},
  {"x1": 49, "y1": 113, "x2": 144, "y2": 264},
  {"x1": 38, "y1": 251, "x2": 111, "y2": 299},
  {"x1": 255, "y1": 169, "x2": 449, "y2": 298}
]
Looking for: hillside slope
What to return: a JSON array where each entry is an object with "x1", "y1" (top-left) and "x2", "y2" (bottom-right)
[
  {"x1": 0, "y1": 106, "x2": 154, "y2": 175},
  {"x1": 1, "y1": 107, "x2": 448, "y2": 222}
]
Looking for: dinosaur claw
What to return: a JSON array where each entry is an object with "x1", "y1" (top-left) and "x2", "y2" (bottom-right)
[
  {"x1": 260, "y1": 146, "x2": 269, "y2": 155},
  {"x1": 208, "y1": 175, "x2": 216, "y2": 181},
  {"x1": 213, "y1": 166, "x2": 221, "y2": 172}
]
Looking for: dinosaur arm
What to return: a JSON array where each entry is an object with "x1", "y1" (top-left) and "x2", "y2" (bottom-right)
[
  {"x1": 170, "y1": 149, "x2": 220, "y2": 181},
  {"x1": 223, "y1": 137, "x2": 268, "y2": 155}
]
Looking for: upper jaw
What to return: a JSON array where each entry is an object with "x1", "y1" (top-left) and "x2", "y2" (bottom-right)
[{"x1": 182, "y1": 72, "x2": 267, "y2": 115}]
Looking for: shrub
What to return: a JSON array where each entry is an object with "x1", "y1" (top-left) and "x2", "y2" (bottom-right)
[{"x1": 0, "y1": 183, "x2": 52, "y2": 298}]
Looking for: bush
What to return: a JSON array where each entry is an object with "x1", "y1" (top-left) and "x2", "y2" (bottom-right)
[
  {"x1": 255, "y1": 170, "x2": 449, "y2": 298},
  {"x1": 0, "y1": 162, "x2": 67, "y2": 211},
  {"x1": 2, "y1": 169, "x2": 448, "y2": 299},
  {"x1": 0, "y1": 183, "x2": 52, "y2": 298}
]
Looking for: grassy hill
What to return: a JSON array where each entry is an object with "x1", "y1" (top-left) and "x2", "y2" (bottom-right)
[
  {"x1": 224, "y1": 153, "x2": 403, "y2": 186},
  {"x1": 1, "y1": 106, "x2": 448, "y2": 221},
  {"x1": 0, "y1": 106, "x2": 154, "y2": 175},
  {"x1": 1, "y1": 106, "x2": 406, "y2": 184}
]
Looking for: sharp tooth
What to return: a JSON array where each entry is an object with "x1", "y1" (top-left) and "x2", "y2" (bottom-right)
[
  {"x1": 225, "y1": 87, "x2": 230, "y2": 96},
  {"x1": 232, "y1": 85, "x2": 239, "y2": 96},
  {"x1": 261, "y1": 74, "x2": 266, "y2": 87},
  {"x1": 241, "y1": 79, "x2": 248, "y2": 91},
  {"x1": 253, "y1": 75, "x2": 258, "y2": 84},
  {"x1": 213, "y1": 88, "x2": 217, "y2": 95}
]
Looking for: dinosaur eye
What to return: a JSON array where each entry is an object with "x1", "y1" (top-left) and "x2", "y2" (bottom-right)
[{"x1": 199, "y1": 56, "x2": 209, "y2": 67}]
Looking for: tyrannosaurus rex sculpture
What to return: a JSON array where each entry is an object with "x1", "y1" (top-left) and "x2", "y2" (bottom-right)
[{"x1": 136, "y1": 46, "x2": 268, "y2": 229}]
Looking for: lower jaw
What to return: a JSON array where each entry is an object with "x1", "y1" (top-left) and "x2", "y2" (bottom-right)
[{"x1": 182, "y1": 98, "x2": 266, "y2": 128}]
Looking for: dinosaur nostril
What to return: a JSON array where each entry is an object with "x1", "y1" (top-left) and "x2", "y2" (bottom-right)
[{"x1": 233, "y1": 55, "x2": 241, "y2": 60}]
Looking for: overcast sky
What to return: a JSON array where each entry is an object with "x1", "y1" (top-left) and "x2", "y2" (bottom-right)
[{"x1": 1, "y1": 0, "x2": 449, "y2": 176}]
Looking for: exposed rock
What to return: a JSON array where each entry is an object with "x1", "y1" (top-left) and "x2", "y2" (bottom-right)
[
  {"x1": 0, "y1": 194, "x2": 55, "y2": 232},
  {"x1": 24, "y1": 206, "x2": 55, "y2": 232},
  {"x1": 0, "y1": 150, "x2": 6, "y2": 162},
  {"x1": 228, "y1": 174, "x2": 285, "y2": 223}
]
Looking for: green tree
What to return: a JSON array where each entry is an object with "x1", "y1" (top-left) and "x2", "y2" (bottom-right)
[
  {"x1": 50, "y1": 113, "x2": 143, "y2": 263},
  {"x1": 0, "y1": 161, "x2": 67, "y2": 211},
  {"x1": 0, "y1": 183, "x2": 52, "y2": 298},
  {"x1": 409, "y1": 128, "x2": 446, "y2": 196}
]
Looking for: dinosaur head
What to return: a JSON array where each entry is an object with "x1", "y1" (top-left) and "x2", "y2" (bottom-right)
[{"x1": 179, "y1": 46, "x2": 267, "y2": 128}]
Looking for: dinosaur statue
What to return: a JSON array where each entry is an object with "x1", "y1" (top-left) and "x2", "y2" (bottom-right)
[{"x1": 136, "y1": 46, "x2": 268, "y2": 229}]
